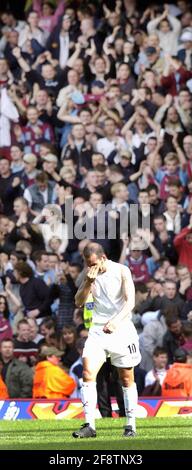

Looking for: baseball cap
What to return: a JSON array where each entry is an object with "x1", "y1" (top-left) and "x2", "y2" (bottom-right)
[
  {"x1": 70, "y1": 90, "x2": 85, "y2": 105},
  {"x1": 43, "y1": 153, "x2": 58, "y2": 164},
  {"x1": 23, "y1": 153, "x2": 37, "y2": 165},
  {"x1": 180, "y1": 30, "x2": 192, "y2": 42},
  {"x1": 145, "y1": 46, "x2": 157, "y2": 55},
  {"x1": 42, "y1": 346, "x2": 63, "y2": 357}
]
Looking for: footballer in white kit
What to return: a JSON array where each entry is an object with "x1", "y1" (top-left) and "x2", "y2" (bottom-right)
[
  {"x1": 83, "y1": 259, "x2": 141, "y2": 368},
  {"x1": 72, "y1": 242, "x2": 141, "y2": 439}
]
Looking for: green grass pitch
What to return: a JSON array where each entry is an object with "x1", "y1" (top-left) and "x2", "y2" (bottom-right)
[{"x1": 0, "y1": 417, "x2": 191, "y2": 450}]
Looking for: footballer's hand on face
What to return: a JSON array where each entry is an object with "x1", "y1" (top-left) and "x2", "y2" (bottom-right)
[
  {"x1": 98, "y1": 257, "x2": 107, "y2": 273},
  {"x1": 86, "y1": 264, "x2": 100, "y2": 283},
  {"x1": 103, "y1": 321, "x2": 116, "y2": 334}
]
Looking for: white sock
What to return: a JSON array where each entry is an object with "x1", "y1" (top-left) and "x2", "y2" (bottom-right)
[
  {"x1": 122, "y1": 383, "x2": 138, "y2": 431},
  {"x1": 80, "y1": 381, "x2": 97, "y2": 430}
]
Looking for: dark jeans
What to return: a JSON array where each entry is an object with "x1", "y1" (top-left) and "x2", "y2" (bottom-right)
[{"x1": 96, "y1": 359, "x2": 125, "y2": 417}]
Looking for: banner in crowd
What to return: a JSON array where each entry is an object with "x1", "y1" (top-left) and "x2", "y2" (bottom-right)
[{"x1": 0, "y1": 399, "x2": 192, "y2": 420}]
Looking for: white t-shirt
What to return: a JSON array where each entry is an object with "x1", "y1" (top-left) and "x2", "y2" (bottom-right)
[
  {"x1": 145, "y1": 368, "x2": 167, "y2": 387},
  {"x1": 96, "y1": 137, "x2": 127, "y2": 160},
  {"x1": 91, "y1": 260, "x2": 135, "y2": 324},
  {"x1": 39, "y1": 222, "x2": 69, "y2": 252}
]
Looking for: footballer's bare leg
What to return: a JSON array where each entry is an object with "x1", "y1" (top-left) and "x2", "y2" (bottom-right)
[
  {"x1": 72, "y1": 357, "x2": 104, "y2": 438},
  {"x1": 119, "y1": 368, "x2": 138, "y2": 437}
]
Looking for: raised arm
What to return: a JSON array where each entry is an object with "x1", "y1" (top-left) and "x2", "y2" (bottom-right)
[
  {"x1": 174, "y1": 223, "x2": 192, "y2": 249},
  {"x1": 67, "y1": 43, "x2": 81, "y2": 69},
  {"x1": 5, "y1": 279, "x2": 22, "y2": 313},
  {"x1": 121, "y1": 112, "x2": 137, "y2": 136},
  {"x1": 51, "y1": 0, "x2": 65, "y2": 30},
  {"x1": 57, "y1": 101, "x2": 81, "y2": 123},
  {"x1": 172, "y1": 132, "x2": 187, "y2": 167},
  {"x1": 136, "y1": 229, "x2": 160, "y2": 262},
  {"x1": 75, "y1": 265, "x2": 100, "y2": 307},
  {"x1": 12, "y1": 47, "x2": 30, "y2": 73},
  {"x1": 119, "y1": 235, "x2": 129, "y2": 264},
  {"x1": 147, "y1": 5, "x2": 169, "y2": 34},
  {"x1": 32, "y1": 0, "x2": 42, "y2": 15},
  {"x1": 167, "y1": 14, "x2": 181, "y2": 35}
]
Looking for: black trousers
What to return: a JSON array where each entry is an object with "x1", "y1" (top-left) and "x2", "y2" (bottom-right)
[{"x1": 96, "y1": 359, "x2": 125, "y2": 417}]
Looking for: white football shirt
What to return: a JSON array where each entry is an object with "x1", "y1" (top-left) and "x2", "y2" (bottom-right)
[{"x1": 91, "y1": 260, "x2": 135, "y2": 325}]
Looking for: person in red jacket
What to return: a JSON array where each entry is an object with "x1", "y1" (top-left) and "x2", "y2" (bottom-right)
[
  {"x1": 161, "y1": 56, "x2": 192, "y2": 96},
  {"x1": 174, "y1": 216, "x2": 192, "y2": 272}
]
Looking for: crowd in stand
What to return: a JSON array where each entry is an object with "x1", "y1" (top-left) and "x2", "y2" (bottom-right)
[{"x1": 0, "y1": 0, "x2": 192, "y2": 403}]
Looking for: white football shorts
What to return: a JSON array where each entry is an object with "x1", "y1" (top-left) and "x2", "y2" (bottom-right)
[{"x1": 83, "y1": 320, "x2": 141, "y2": 368}]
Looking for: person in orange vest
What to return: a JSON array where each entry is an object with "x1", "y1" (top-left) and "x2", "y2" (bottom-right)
[
  {"x1": 33, "y1": 346, "x2": 76, "y2": 399},
  {"x1": 0, "y1": 358, "x2": 9, "y2": 398},
  {"x1": 162, "y1": 348, "x2": 192, "y2": 398},
  {"x1": 0, "y1": 374, "x2": 9, "y2": 399}
]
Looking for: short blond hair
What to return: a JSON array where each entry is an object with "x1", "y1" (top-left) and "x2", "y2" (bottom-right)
[
  {"x1": 164, "y1": 152, "x2": 179, "y2": 164},
  {"x1": 60, "y1": 166, "x2": 76, "y2": 179},
  {"x1": 111, "y1": 182, "x2": 127, "y2": 196}
]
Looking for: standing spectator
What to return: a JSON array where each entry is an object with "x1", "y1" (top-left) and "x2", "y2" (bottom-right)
[
  {"x1": 18, "y1": 10, "x2": 48, "y2": 52},
  {"x1": 69, "y1": 337, "x2": 85, "y2": 399},
  {"x1": 97, "y1": 118, "x2": 126, "y2": 161},
  {"x1": 14, "y1": 106, "x2": 54, "y2": 155},
  {"x1": 0, "y1": 158, "x2": 22, "y2": 216},
  {"x1": 147, "y1": 5, "x2": 181, "y2": 55},
  {"x1": 0, "y1": 10, "x2": 26, "y2": 53},
  {"x1": 163, "y1": 196, "x2": 182, "y2": 235},
  {"x1": 14, "y1": 319, "x2": 38, "y2": 366},
  {"x1": 153, "y1": 215, "x2": 178, "y2": 265},
  {"x1": 23, "y1": 172, "x2": 56, "y2": 216},
  {"x1": 14, "y1": 261, "x2": 52, "y2": 319},
  {"x1": 61, "y1": 123, "x2": 92, "y2": 176},
  {"x1": 32, "y1": 0, "x2": 65, "y2": 34},
  {"x1": 119, "y1": 232, "x2": 160, "y2": 283},
  {"x1": 32, "y1": 204, "x2": 68, "y2": 253},
  {"x1": 163, "y1": 315, "x2": 185, "y2": 364},
  {"x1": 161, "y1": 55, "x2": 192, "y2": 96},
  {"x1": 96, "y1": 359, "x2": 125, "y2": 418},
  {"x1": 0, "y1": 86, "x2": 19, "y2": 153},
  {"x1": 178, "y1": 30, "x2": 192, "y2": 71},
  {"x1": 20, "y1": 153, "x2": 39, "y2": 188},
  {"x1": 47, "y1": 14, "x2": 74, "y2": 69},
  {"x1": 0, "y1": 338, "x2": 33, "y2": 398},
  {"x1": 59, "y1": 325, "x2": 79, "y2": 369},
  {"x1": 10, "y1": 144, "x2": 24, "y2": 174},
  {"x1": 0, "y1": 294, "x2": 13, "y2": 342},
  {"x1": 174, "y1": 216, "x2": 192, "y2": 272},
  {"x1": 52, "y1": 264, "x2": 78, "y2": 331}
]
